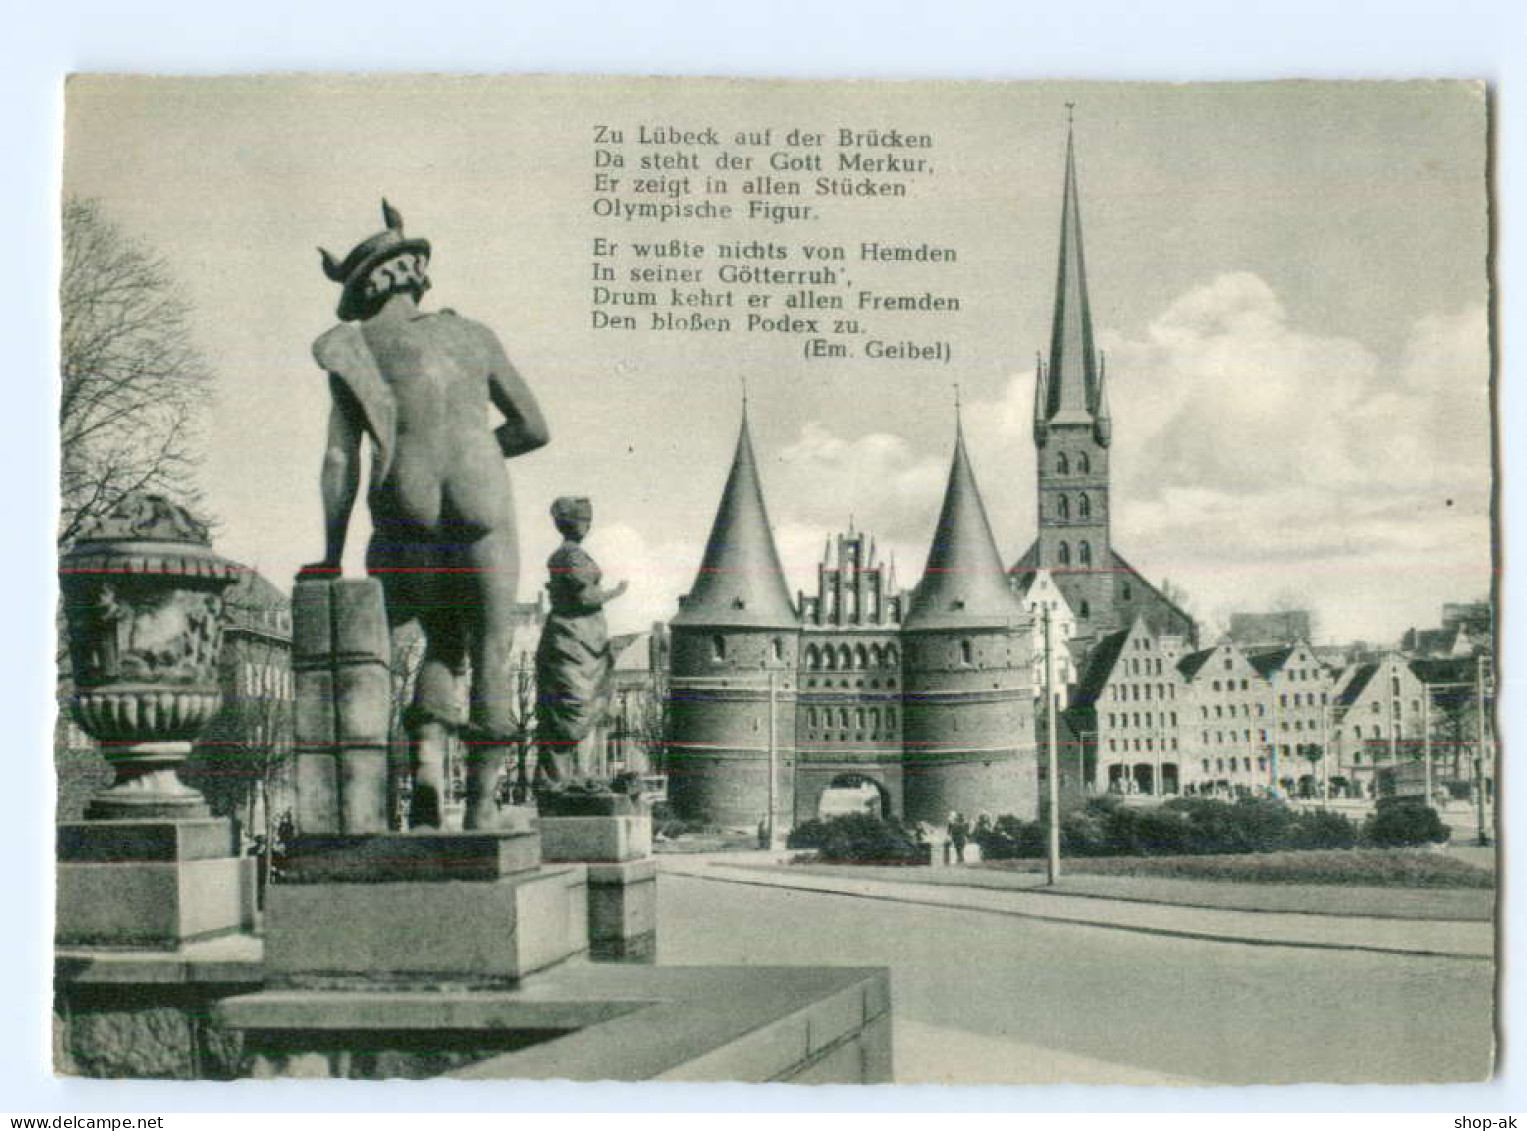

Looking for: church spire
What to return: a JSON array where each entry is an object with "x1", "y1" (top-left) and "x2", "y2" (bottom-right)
[
  {"x1": 905, "y1": 425, "x2": 1025, "y2": 631},
  {"x1": 1032, "y1": 353, "x2": 1049, "y2": 446},
  {"x1": 674, "y1": 403, "x2": 798, "y2": 628},
  {"x1": 1044, "y1": 111, "x2": 1102, "y2": 428}
]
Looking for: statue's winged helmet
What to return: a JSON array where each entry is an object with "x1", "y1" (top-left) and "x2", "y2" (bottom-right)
[{"x1": 318, "y1": 200, "x2": 432, "y2": 321}]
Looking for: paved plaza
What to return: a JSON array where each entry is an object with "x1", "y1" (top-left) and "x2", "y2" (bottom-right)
[{"x1": 656, "y1": 860, "x2": 1495, "y2": 1086}]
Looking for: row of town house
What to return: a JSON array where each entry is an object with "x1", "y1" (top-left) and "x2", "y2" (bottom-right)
[{"x1": 1064, "y1": 611, "x2": 1464, "y2": 800}]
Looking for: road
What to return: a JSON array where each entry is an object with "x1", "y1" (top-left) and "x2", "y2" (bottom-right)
[{"x1": 654, "y1": 867, "x2": 1495, "y2": 1086}]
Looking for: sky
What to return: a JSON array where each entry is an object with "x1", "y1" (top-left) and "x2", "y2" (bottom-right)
[{"x1": 61, "y1": 76, "x2": 1491, "y2": 646}]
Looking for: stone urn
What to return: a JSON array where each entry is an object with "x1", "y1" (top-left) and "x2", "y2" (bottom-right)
[{"x1": 59, "y1": 493, "x2": 240, "y2": 819}]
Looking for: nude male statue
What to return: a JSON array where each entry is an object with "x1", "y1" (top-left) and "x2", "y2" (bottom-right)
[{"x1": 302, "y1": 201, "x2": 549, "y2": 831}]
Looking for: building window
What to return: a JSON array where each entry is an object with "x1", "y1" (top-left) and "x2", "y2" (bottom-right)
[
  {"x1": 960, "y1": 639, "x2": 974, "y2": 665},
  {"x1": 1079, "y1": 541, "x2": 1092, "y2": 567},
  {"x1": 1057, "y1": 452, "x2": 1069, "y2": 475},
  {"x1": 1058, "y1": 495, "x2": 1071, "y2": 520},
  {"x1": 772, "y1": 637, "x2": 784, "y2": 662},
  {"x1": 1079, "y1": 599, "x2": 1090, "y2": 619},
  {"x1": 1079, "y1": 493, "x2": 1092, "y2": 519},
  {"x1": 1122, "y1": 582, "x2": 1131, "y2": 601},
  {"x1": 1078, "y1": 452, "x2": 1090, "y2": 474},
  {"x1": 1058, "y1": 542, "x2": 1071, "y2": 566},
  {"x1": 711, "y1": 635, "x2": 726, "y2": 661}
]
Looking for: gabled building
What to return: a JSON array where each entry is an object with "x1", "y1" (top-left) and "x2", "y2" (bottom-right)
[
  {"x1": 1246, "y1": 641, "x2": 1336, "y2": 795},
  {"x1": 1066, "y1": 616, "x2": 1187, "y2": 796},
  {"x1": 1401, "y1": 623, "x2": 1489, "y2": 660},
  {"x1": 796, "y1": 528, "x2": 907, "y2": 823},
  {"x1": 1328, "y1": 653, "x2": 1428, "y2": 796},
  {"x1": 1177, "y1": 639, "x2": 1273, "y2": 795},
  {"x1": 1009, "y1": 121, "x2": 1196, "y2": 651},
  {"x1": 1014, "y1": 567, "x2": 1077, "y2": 709}
]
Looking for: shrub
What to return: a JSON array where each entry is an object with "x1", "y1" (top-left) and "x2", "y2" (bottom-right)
[
  {"x1": 1288, "y1": 807, "x2": 1360, "y2": 850},
  {"x1": 1059, "y1": 807, "x2": 1112, "y2": 857},
  {"x1": 787, "y1": 817, "x2": 831, "y2": 849},
  {"x1": 813, "y1": 813, "x2": 925, "y2": 865},
  {"x1": 1363, "y1": 800, "x2": 1451, "y2": 847},
  {"x1": 976, "y1": 814, "x2": 1043, "y2": 860}
]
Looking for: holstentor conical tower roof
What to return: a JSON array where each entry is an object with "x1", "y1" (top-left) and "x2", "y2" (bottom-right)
[
  {"x1": 904, "y1": 418, "x2": 1027, "y2": 632},
  {"x1": 673, "y1": 403, "x2": 799, "y2": 629}
]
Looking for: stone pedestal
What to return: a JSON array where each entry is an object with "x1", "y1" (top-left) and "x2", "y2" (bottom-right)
[
  {"x1": 56, "y1": 818, "x2": 257, "y2": 949},
  {"x1": 291, "y1": 577, "x2": 391, "y2": 834},
  {"x1": 586, "y1": 860, "x2": 657, "y2": 962},
  {"x1": 540, "y1": 815, "x2": 656, "y2": 962},
  {"x1": 539, "y1": 814, "x2": 651, "y2": 863},
  {"x1": 264, "y1": 830, "x2": 586, "y2": 988}
]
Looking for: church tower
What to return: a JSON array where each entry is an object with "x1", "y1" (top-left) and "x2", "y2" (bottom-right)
[
  {"x1": 1013, "y1": 118, "x2": 1194, "y2": 649},
  {"x1": 1031, "y1": 116, "x2": 1114, "y2": 636},
  {"x1": 667, "y1": 404, "x2": 800, "y2": 828},
  {"x1": 901, "y1": 419, "x2": 1037, "y2": 823}
]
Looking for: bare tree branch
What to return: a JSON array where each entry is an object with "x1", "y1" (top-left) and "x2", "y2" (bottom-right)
[{"x1": 59, "y1": 197, "x2": 213, "y2": 548}]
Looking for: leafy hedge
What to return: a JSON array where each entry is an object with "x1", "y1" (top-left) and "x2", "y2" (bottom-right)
[
  {"x1": 1363, "y1": 799, "x2": 1451, "y2": 847},
  {"x1": 974, "y1": 796, "x2": 1369, "y2": 860},
  {"x1": 793, "y1": 813, "x2": 925, "y2": 865}
]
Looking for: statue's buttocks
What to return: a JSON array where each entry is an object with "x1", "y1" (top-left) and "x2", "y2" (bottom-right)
[{"x1": 358, "y1": 313, "x2": 514, "y2": 538}]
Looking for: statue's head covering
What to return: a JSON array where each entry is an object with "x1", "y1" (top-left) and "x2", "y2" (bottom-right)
[
  {"x1": 319, "y1": 200, "x2": 432, "y2": 322},
  {"x1": 551, "y1": 496, "x2": 593, "y2": 525}
]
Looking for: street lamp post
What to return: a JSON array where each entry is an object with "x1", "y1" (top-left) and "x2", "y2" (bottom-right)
[
  {"x1": 1475, "y1": 654, "x2": 1490, "y2": 846},
  {"x1": 766, "y1": 671, "x2": 779, "y2": 850},
  {"x1": 1044, "y1": 604, "x2": 1060, "y2": 886},
  {"x1": 1422, "y1": 688, "x2": 1432, "y2": 808}
]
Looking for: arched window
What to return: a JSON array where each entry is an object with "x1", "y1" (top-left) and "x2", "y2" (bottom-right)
[
  {"x1": 1077, "y1": 452, "x2": 1091, "y2": 474},
  {"x1": 960, "y1": 639, "x2": 974, "y2": 665},
  {"x1": 1078, "y1": 493, "x2": 1091, "y2": 519},
  {"x1": 711, "y1": 635, "x2": 726, "y2": 661},
  {"x1": 886, "y1": 645, "x2": 899, "y2": 667},
  {"x1": 1079, "y1": 541, "x2": 1092, "y2": 567},
  {"x1": 1057, "y1": 542, "x2": 1071, "y2": 566},
  {"x1": 870, "y1": 644, "x2": 883, "y2": 667},
  {"x1": 854, "y1": 645, "x2": 869, "y2": 670},
  {"x1": 805, "y1": 645, "x2": 820, "y2": 671},
  {"x1": 1058, "y1": 495, "x2": 1070, "y2": 520},
  {"x1": 1057, "y1": 452, "x2": 1069, "y2": 475},
  {"x1": 771, "y1": 638, "x2": 784, "y2": 662},
  {"x1": 824, "y1": 647, "x2": 837, "y2": 671},
  {"x1": 839, "y1": 644, "x2": 853, "y2": 671}
]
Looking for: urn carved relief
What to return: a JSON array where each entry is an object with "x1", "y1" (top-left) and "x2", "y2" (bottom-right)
[{"x1": 59, "y1": 494, "x2": 240, "y2": 819}]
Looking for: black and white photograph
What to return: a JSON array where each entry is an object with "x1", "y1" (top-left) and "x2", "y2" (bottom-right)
[{"x1": 48, "y1": 73, "x2": 1495, "y2": 1092}]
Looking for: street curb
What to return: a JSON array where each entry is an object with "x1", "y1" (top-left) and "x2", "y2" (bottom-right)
[
  {"x1": 771, "y1": 863, "x2": 1494, "y2": 924},
  {"x1": 664, "y1": 864, "x2": 1493, "y2": 962}
]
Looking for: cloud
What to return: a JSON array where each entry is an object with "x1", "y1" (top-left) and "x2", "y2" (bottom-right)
[
  {"x1": 560, "y1": 274, "x2": 1491, "y2": 650},
  {"x1": 1091, "y1": 272, "x2": 1490, "y2": 642}
]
